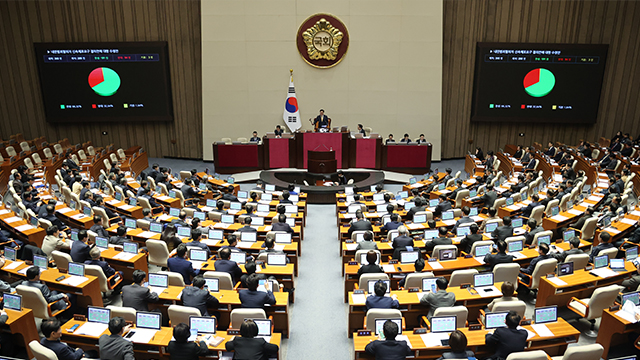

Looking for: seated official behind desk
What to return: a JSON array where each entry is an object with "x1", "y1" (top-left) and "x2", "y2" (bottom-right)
[
  {"x1": 168, "y1": 323, "x2": 210, "y2": 360},
  {"x1": 239, "y1": 273, "x2": 276, "y2": 309},
  {"x1": 121, "y1": 270, "x2": 159, "y2": 312},
  {"x1": 483, "y1": 240, "x2": 514, "y2": 270},
  {"x1": 23, "y1": 266, "x2": 72, "y2": 312},
  {"x1": 357, "y1": 251, "x2": 384, "y2": 277},
  {"x1": 366, "y1": 280, "x2": 399, "y2": 311},
  {"x1": 181, "y1": 276, "x2": 220, "y2": 316},
  {"x1": 419, "y1": 277, "x2": 455, "y2": 320},
  {"x1": 485, "y1": 310, "x2": 528, "y2": 360},
  {"x1": 98, "y1": 317, "x2": 135, "y2": 360},
  {"x1": 425, "y1": 227, "x2": 452, "y2": 253},
  {"x1": 438, "y1": 330, "x2": 475, "y2": 360},
  {"x1": 40, "y1": 319, "x2": 85, "y2": 360},
  {"x1": 168, "y1": 244, "x2": 198, "y2": 285},
  {"x1": 225, "y1": 319, "x2": 279, "y2": 359},
  {"x1": 215, "y1": 247, "x2": 243, "y2": 284},
  {"x1": 364, "y1": 320, "x2": 411, "y2": 360}
]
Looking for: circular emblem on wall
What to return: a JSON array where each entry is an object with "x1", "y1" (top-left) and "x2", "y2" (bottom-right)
[{"x1": 296, "y1": 13, "x2": 350, "y2": 69}]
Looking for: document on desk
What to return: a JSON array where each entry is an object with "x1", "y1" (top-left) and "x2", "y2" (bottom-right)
[
  {"x1": 621, "y1": 218, "x2": 638, "y2": 226},
  {"x1": 420, "y1": 332, "x2": 449, "y2": 347},
  {"x1": 517, "y1": 326, "x2": 536, "y2": 340},
  {"x1": 61, "y1": 276, "x2": 89, "y2": 286},
  {"x1": 201, "y1": 239, "x2": 219, "y2": 246},
  {"x1": 382, "y1": 265, "x2": 396, "y2": 273},
  {"x1": 127, "y1": 329, "x2": 158, "y2": 343},
  {"x1": 0, "y1": 209, "x2": 10, "y2": 215},
  {"x1": 590, "y1": 268, "x2": 618, "y2": 278},
  {"x1": 213, "y1": 223, "x2": 231, "y2": 229},
  {"x1": 137, "y1": 231, "x2": 156, "y2": 238},
  {"x1": 510, "y1": 252, "x2": 526, "y2": 259},
  {"x1": 428, "y1": 261, "x2": 443, "y2": 270},
  {"x1": 3, "y1": 261, "x2": 24, "y2": 270},
  {"x1": 395, "y1": 335, "x2": 413, "y2": 348},
  {"x1": 236, "y1": 241, "x2": 253, "y2": 249},
  {"x1": 75, "y1": 322, "x2": 108, "y2": 336},
  {"x1": 474, "y1": 257, "x2": 486, "y2": 265},
  {"x1": 191, "y1": 261, "x2": 204, "y2": 270},
  {"x1": 615, "y1": 301, "x2": 640, "y2": 323},
  {"x1": 3, "y1": 216, "x2": 22, "y2": 224},
  {"x1": 71, "y1": 214, "x2": 87, "y2": 220},
  {"x1": 113, "y1": 252, "x2": 137, "y2": 261},
  {"x1": 416, "y1": 293, "x2": 426, "y2": 302},
  {"x1": 546, "y1": 277, "x2": 567, "y2": 286},
  {"x1": 506, "y1": 205, "x2": 521, "y2": 211},
  {"x1": 119, "y1": 205, "x2": 135, "y2": 211},
  {"x1": 255, "y1": 212, "x2": 269, "y2": 217},
  {"x1": 588, "y1": 195, "x2": 604, "y2": 202},
  {"x1": 157, "y1": 195, "x2": 171, "y2": 201},
  {"x1": 274, "y1": 244, "x2": 285, "y2": 251},
  {"x1": 631, "y1": 210, "x2": 640, "y2": 217},
  {"x1": 156, "y1": 214, "x2": 171, "y2": 221},
  {"x1": 263, "y1": 226, "x2": 272, "y2": 232},
  {"x1": 107, "y1": 200, "x2": 120, "y2": 206},
  {"x1": 227, "y1": 210, "x2": 240, "y2": 215},
  {"x1": 471, "y1": 216, "x2": 484, "y2": 222},
  {"x1": 442, "y1": 219, "x2": 456, "y2": 226},
  {"x1": 477, "y1": 286, "x2": 501, "y2": 298},
  {"x1": 530, "y1": 323, "x2": 554, "y2": 338},
  {"x1": 550, "y1": 215, "x2": 568, "y2": 222},
  {"x1": 568, "y1": 209, "x2": 583, "y2": 216},
  {"x1": 342, "y1": 213, "x2": 356, "y2": 219},
  {"x1": 604, "y1": 227, "x2": 621, "y2": 235},
  {"x1": 17, "y1": 267, "x2": 29, "y2": 275},
  {"x1": 57, "y1": 207, "x2": 73, "y2": 214},
  {"x1": 345, "y1": 243, "x2": 357, "y2": 251},
  {"x1": 15, "y1": 224, "x2": 35, "y2": 232},
  {"x1": 351, "y1": 294, "x2": 366, "y2": 304},
  {"x1": 406, "y1": 223, "x2": 423, "y2": 230}
]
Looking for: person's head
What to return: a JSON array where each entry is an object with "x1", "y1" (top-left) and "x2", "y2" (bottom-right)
[
  {"x1": 382, "y1": 319, "x2": 399, "y2": 340},
  {"x1": 191, "y1": 229, "x2": 202, "y2": 241},
  {"x1": 173, "y1": 322, "x2": 191, "y2": 343},
  {"x1": 319, "y1": 109, "x2": 324, "y2": 115},
  {"x1": 531, "y1": 194, "x2": 539, "y2": 203},
  {"x1": 353, "y1": 194, "x2": 361, "y2": 202},
  {"x1": 398, "y1": 225, "x2": 408, "y2": 235},
  {"x1": 505, "y1": 310, "x2": 521, "y2": 329},
  {"x1": 90, "y1": 246, "x2": 101, "y2": 260},
  {"x1": 246, "y1": 273, "x2": 260, "y2": 291},
  {"x1": 363, "y1": 231, "x2": 373, "y2": 241},
  {"x1": 216, "y1": 200, "x2": 225, "y2": 210},
  {"x1": 243, "y1": 217, "x2": 252, "y2": 225},
  {"x1": 282, "y1": 190, "x2": 290, "y2": 200},
  {"x1": 383, "y1": 193, "x2": 391, "y2": 203},
  {"x1": 46, "y1": 204, "x2": 55, "y2": 215},
  {"x1": 355, "y1": 210, "x2": 363, "y2": 220},
  {"x1": 227, "y1": 234, "x2": 238, "y2": 246},
  {"x1": 117, "y1": 226, "x2": 126, "y2": 237},
  {"x1": 226, "y1": 185, "x2": 234, "y2": 193},
  {"x1": 132, "y1": 269, "x2": 147, "y2": 284},
  {"x1": 461, "y1": 206, "x2": 470, "y2": 216},
  {"x1": 449, "y1": 330, "x2": 468, "y2": 353},
  {"x1": 420, "y1": 134, "x2": 425, "y2": 139},
  {"x1": 501, "y1": 281, "x2": 514, "y2": 297},
  {"x1": 245, "y1": 261, "x2": 257, "y2": 275},
  {"x1": 276, "y1": 204, "x2": 286, "y2": 215},
  {"x1": 527, "y1": 219, "x2": 537, "y2": 229},
  {"x1": 179, "y1": 211, "x2": 187, "y2": 220},
  {"x1": 388, "y1": 134, "x2": 393, "y2": 139},
  {"x1": 176, "y1": 244, "x2": 188, "y2": 258},
  {"x1": 469, "y1": 223, "x2": 479, "y2": 234},
  {"x1": 599, "y1": 232, "x2": 611, "y2": 244},
  {"x1": 264, "y1": 237, "x2": 275, "y2": 249},
  {"x1": 240, "y1": 319, "x2": 259, "y2": 338},
  {"x1": 366, "y1": 250, "x2": 378, "y2": 265},
  {"x1": 539, "y1": 243, "x2": 550, "y2": 255},
  {"x1": 503, "y1": 216, "x2": 512, "y2": 226},
  {"x1": 192, "y1": 275, "x2": 206, "y2": 289},
  {"x1": 415, "y1": 258, "x2": 425, "y2": 272},
  {"x1": 403, "y1": 133, "x2": 409, "y2": 139},
  {"x1": 374, "y1": 280, "x2": 388, "y2": 296},
  {"x1": 569, "y1": 236, "x2": 580, "y2": 249},
  {"x1": 438, "y1": 226, "x2": 448, "y2": 237},
  {"x1": 438, "y1": 194, "x2": 447, "y2": 202},
  {"x1": 497, "y1": 240, "x2": 507, "y2": 253},
  {"x1": 220, "y1": 247, "x2": 231, "y2": 260},
  {"x1": 436, "y1": 277, "x2": 448, "y2": 290},
  {"x1": 108, "y1": 316, "x2": 127, "y2": 335},
  {"x1": 252, "y1": 131, "x2": 258, "y2": 137},
  {"x1": 486, "y1": 184, "x2": 494, "y2": 191},
  {"x1": 41, "y1": 319, "x2": 62, "y2": 340},
  {"x1": 275, "y1": 125, "x2": 281, "y2": 130},
  {"x1": 78, "y1": 229, "x2": 88, "y2": 243},
  {"x1": 357, "y1": 124, "x2": 363, "y2": 130},
  {"x1": 386, "y1": 204, "x2": 395, "y2": 214},
  {"x1": 46, "y1": 225, "x2": 59, "y2": 236},
  {"x1": 26, "y1": 266, "x2": 40, "y2": 281},
  {"x1": 390, "y1": 213, "x2": 399, "y2": 222},
  {"x1": 427, "y1": 220, "x2": 437, "y2": 229}
]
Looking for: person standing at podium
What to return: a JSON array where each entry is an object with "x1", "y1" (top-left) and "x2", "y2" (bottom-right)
[
  {"x1": 311, "y1": 109, "x2": 329, "y2": 130},
  {"x1": 357, "y1": 124, "x2": 366, "y2": 135}
]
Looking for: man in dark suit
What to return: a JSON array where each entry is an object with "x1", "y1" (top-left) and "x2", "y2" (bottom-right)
[
  {"x1": 520, "y1": 194, "x2": 540, "y2": 218},
  {"x1": 98, "y1": 317, "x2": 135, "y2": 360},
  {"x1": 168, "y1": 323, "x2": 211, "y2": 360},
  {"x1": 279, "y1": 190, "x2": 294, "y2": 204},
  {"x1": 524, "y1": 219, "x2": 544, "y2": 245},
  {"x1": 181, "y1": 276, "x2": 220, "y2": 316},
  {"x1": 365, "y1": 280, "x2": 399, "y2": 311},
  {"x1": 406, "y1": 197, "x2": 426, "y2": 219},
  {"x1": 312, "y1": 109, "x2": 329, "y2": 129},
  {"x1": 480, "y1": 184, "x2": 498, "y2": 209},
  {"x1": 214, "y1": 247, "x2": 243, "y2": 283},
  {"x1": 460, "y1": 224, "x2": 483, "y2": 254},
  {"x1": 23, "y1": 267, "x2": 70, "y2": 311},
  {"x1": 485, "y1": 311, "x2": 528, "y2": 360},
  {"x1": 170, "y1": 211, "x2": 189, "y2": 227},
  {"x1": 348, "y1": 210, "x2": 373, "y2": 238},
  {"x1": 40, "y1": 319, "x2": 85, "y2": 360},
  {"x1": 237, "y1": 217, "x2": 257, "y2": 233},
  {"x1": 419, "y1": 277, "x2": 456, "y2": 320},
  {"x1": 109, "y1": 226, "x2": 129, "y2": 246},
  {"x1": 63, "y1": 153, "x2": 80, "y2": 170},
  {"x1": 70, "y1": 230, "x2": 92, "y2": 263},
  {"x1": 553, "y1": 237, "x2": 584, "y2": 263},
  {"x1": 121, "y1": 270, "x2": 159, "y2": 311},
  {"x1": 568, "y1": 207, "x2": 595, "y2": 231},
  {"x1": 621, "y1": 142, "x2": 634, "y2": 157},
  {"x1": 41, "y1": 204, "x2": 68, "y2": 231},
  {"x1": 239, "y1": 273, "x2": 276, "y2": 308},
  {"x1": 425, "y1": 227, "x2": 453, "y2": 253},
  {"x1": 491, "y1": 216, "x2": 514, "y2": 242},
  {"x1": 452, "y1": 206, "x2": 474, "y2": 233},
  {"x1": 168, "y1": 244, "x2": 198, "y2": 285},
  {"x1": 364, "y1": 320, "x2": 412, "y2": 359},
  {"x1": 483, "y1": 240, "x2": 514, "y2": 270},
  {"x1": 272, "y1": 214, "x2": 294, "y2": 233},
  {"x1": 181, "y1": 179, "x2": 198, "y2": 200},
  {"x1": 89, "y1": 215, "x2": 109, "y2": 238},
  {"x1": 148, "y1": 164, "x2": 160, "y2": 182},
  {"x1": 85, "y1": 247, "x2": 117, "y2": 279},
  {"x1": 434, "y1": 194, "x2": 453, "y2": 218},
  {"x1": 520, "y1": 243, "x2": 551, "y2": 277},
  {"x1": 544, "y1": 142, "x2": 556, "y2": 157},
  {"x1": 381, "y1": 213, "x2": 403, "y2": 233},
  {"x1": 589, "y1": 232, "x2": 615, "y2": 262},
  {"x1": 391, "y1": 226, "x2": 414, "y2": 259}
]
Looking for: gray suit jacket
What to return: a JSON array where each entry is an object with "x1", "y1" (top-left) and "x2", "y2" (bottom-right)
[
  {"x1": 420, "y1": 289, "x2": 456, "y2": 319},
  {"x1": 121, "y1": 283, "x2": 159, "y2": 312},
  {"x1": 99, "y1": 334, "x2": 135, "y2": 360}
]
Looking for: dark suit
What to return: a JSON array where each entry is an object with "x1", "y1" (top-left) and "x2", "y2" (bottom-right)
[
  {"x1": 225, "y1": 336, "x2": 278, "y2": 360},
  {"x1": 434, "y1": 201, "x2": 452, "y2": 217},
  {"x1": 365, "y1": 295, "x2": 400, "y2": 311},
  {"x1": 181, "y1": 286, "x2": 220, "y2": 316},
  {"x1": 524, "y1": 226, "x2": 544, "y2": 245},
  {"x1": 452, "y1": 216, "x2": 474, "y2": 232},
  {"x1": 570, "y1": 214, "x2": 592, "y2": 231},
  {"x1": 554, "y1": 248, "x2": 584, "y2": 263},
  {"x1": 181, "y1": 185, "x2": 197, "y2": 200},
  {"x1": 89, "y1": 224, "x2": 109, "y2": 238},
  {"x1": 365, "y1": 339, "x2": 412, "y2": 360},
  {"x1": 520, "y1": 201, "x2": 540, "y2": 218},
  {"x1": 109, "y1": 235, "x2": 127, "y2": 246},
  {"x1": 98, "y1": 334, "x2": 135, "y2": 360},
  {"x1": 348, "y1": 219, "x2": 373, "y2": 238},
  {"x1": 40, "y1": 338, "x2": 84, "y2": 360},
  {"x1": 121, "y1": 283, "x2": 159, "y2": 311},
  {"x1": 214, "y1": 259, "x2": 243, "y2": 283},
  {"x1": 70, "y1": 241, "x2": 92, "y2": 263},
  {"x1": 237, "y1": 225, "x2": 258, "y2": 233},
  {"x1": 42, "y1": 213, "x2": 67, "y2": 230},
  {"x1": 589, "y1": 242, "x2": 614, "y2": 262},
  {"x1": 84, "y1": 259, "x2": 116, "y2": 277},
  {"x1": 168, "y1": 257, "x2": 198, "y2": 285},
  {"x1": 420, "y1": 289, "x2": 456, "y2": 319},
  {"x1": 381, "y1": 221, "x2": 402, "y2": 232},
  {"x1": 460, "y1": 233, "x2": 483, "y2": 254},
  {"x1": 545, "y1": 147, "x2": 556, "y2": 157},
  {"x1": 481, "y1": 190, "x2": 498, "y2": 208},
  {"x1": 483, "y1": 252, "x2": 514, "y2": 270},
  {"x1": 222, "y1": 193, "x2": 239, "y2": 202},
  {"x1": 392, "y1": 235, "x2": 414, "y2": 259},
  {"x1": 357, "y1": 264, "x2": 384, "y2": 277},
  {"x1": 168, "y1": 340, "x2": 210, "y2": 360},
  {"x1": 272, "y1": 222, "x2": 294, "y2": 234},
  {"x1": 355, "y1": 240, "x2": 378, "y2": 251},
  {"x1": 485, "y1": 327, "x2": 528, "y2": 360},
  {"x1": 238, "y1": 289, "x2": 276, "y2": 308},
  {"x1": 485, "y1": 156, "x2": 494, "y2": 171},
  {"x1": 313, "y1": 114, "x2": 329, "y2": 128},
  {"x1": 425, "y1": 236, "x2": 453, "y2": 253},
  {"x1": 521, "y1": 152, "x2": 531, "y2": 164},
  {"x1": 521, "y1": 254, "x2": 551, "y2": 275},
  {"x1": 407, "y1": 205, "x2": 426, "y2": 219},
  {"x1": 491, "y1": 225, "x2": 514, "y2": 242}
]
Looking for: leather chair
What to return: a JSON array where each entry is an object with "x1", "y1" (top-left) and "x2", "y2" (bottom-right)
[
  {"x1": 597, "y1": 247, "x2": 618, "y2": 261},
  {"x1": 567, "y1": 284, "x2": 622, "y2": 337},
  {"x1": 203, "y1": 271, "x2": 236, "y2": 290},
  {"x1": 168, "y1": 304, "x2": 202, "y2": 325},
  {"x1": 357, "y1": 274, "x2": 389, "y2": 292},
  {"x1": 29, "y1": 340, "x2": 59, "y2": 360},
  {"x1": 432, "y1": 245, "x2": 458, "y2": 260},
  {"x1": 506, "y1": 350, "x2": 548, "y2": 360},
  {"x1": 106, "y1": 305, "x2": 137, "y2": 323},
  {"x1": 531, "y1": 230, "x2": 554, "y2": 247},
  {"x1": 564, "y1": 253, "x2": 589, "y2": 270},
  {"x1": 433, "y1": 306, "x2": 468, "y2": 328},
  {"x1": 550, "y1": 344, "x2": 604, "y2": 360},
  {"x1": 518, "y1": 258, "x2": 557, "y2": 303},
  {"x1": 146, "y1": 239, "x2": 170, "y2": 268},
  {"x1": 493, "y1": 263, "x2": 520, "y2": 285},
  {"x1": 17, "y1": 285, "x2": 70, "y2": 319},
  {"x1": 355, "y1": 249, "x2": 381, "y2": 265},
  {"x1": 230, "y1": 308, "x2": 267, "y2": 329},
  {"x1": 158, "y1": 271, "x2": 186, "y2": 287},
  {"x1": 469, "y1": 240, "x2": 494, "y2": 257},
  {"x1": 448, "y1": 269, "x2": 478, "y2": 287},
  {"x1": 51, "y1": 250, "x2": 72, "y2": 271},
  {"x1": 403, "y1": 272, "x2": 435, "y2": 289},
  {"x1": 365, "y1": 309, "x2": 403, "y2": 330}
]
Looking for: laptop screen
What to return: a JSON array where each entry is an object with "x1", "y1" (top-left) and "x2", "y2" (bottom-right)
[
  {"x1": 267, "y1": 253, "x2": 287, "y2": 266},
  {"x1": 424, "y1": 230, "x2": 439, "y2": 240},
  {"x1": 125, "y1": 218, "x2": 136, "y2": 229},
  {"x1": 537, "y1": 235, "x2": 551, "y2": 246},
  {"x1": 557, "y1": 262, "x2": 573, "y2": 276},
  {"x1": 136, "y1": 311, "x2": 162, "y2": 330},
  {"x1": 373, "y1": 193, "x2": 384, "y2": 201},
  {"x1": 404, "y1": 202, "x2": 415, "y2": 211},
  {"x1": 3, "y1": 293, "x2": 21, "y2": 311},
  {"x1": 4, "y1": 247, "x2": 16, "y2": 262},
  {"x1": 627, "y1": 246, "x2": 638, "y2": 261},
  {"x1": 205, "y1": 278, "x2": 219, "y2": 292},
  {"x1": 551, "y1": 207, "x2": 560, "y2": 216},
  {"x1": 265, "y1": 184, "x2": 275, "y2": 192},
  {"x1": 168, "y1": 191, "x2": 176, "y2": 199},
  {"x1": 485, "y1": 222, "x2": 498, "y2": 233},
  {"x1": 439, "y1": 249, "x2": 456, "y2": 261},
  {"x1": 189, "y1": 249, "x2": 208, "y2": 261},
  {"x1": 33, "y1": 255, "x2": 47, "y2": 270},
  {"x1": 413, "y1": 214, "x2": 427, "y2": 224},
  {"x1": 257, "y1": 204, "x2": 270, "y2": 212},
  {"x1": 68, "y1": 262, "x2": 85, "y2": 277},
  {"x1": 375, "y1": 318, "x2": 402, "y2": 336},
  {"x1": 409, "y1": 177, "x2": 417, "y2": 184},
  {"x1": 508, "y1": 240, "x2": 523, "y2": 252},
  {"x1": 261, "y1": 193, "x2": 273, "y2": 202},
  {"x1": 194, "y1": 211, "x2": 205, "y2": 220},
  {"x1": 355, "y1": 233, "x2": 365, "y2": 243},
  {"x1": 221, "y1": 215, "x2": 234, "y2": 224},
  {"x1": 230, "y1": 202, "x2": 242, "y2": 210},
  {"x1": 442, "y1": 211, "x2": 454, "y2": 220},
  {"x1": 563, "y1": 229, "x2": 575, "y2": 241},
  {"x1": 87, "y1": 306, "x2": 110, "y2": 324},
  {"x1": 190, "y1": 316, "x2": 216, "y2": 334},
  {"x1": 150, "y1": 222, "x2": 163, "y2": 233},
  {"x1": 438, "y1": 183, "x2": 445, "y2": 190},
  {"x1": 252, "y1": 217, "x2": 265, "y2": 226},
  {"x1": 429, "y1": 199, "x2": 440, "y2": 207},
  {"x1": 422, "y1": 278, "x2": 437, "y2": 292},
  {"x1": 594, "y1": 255, "x2": 609, "y2": 269},
  {"x1": 253, "y1": 319, "x2": 272, "y2": 337},
  {"x1": 610, "y1": 258, "x2": 625, "y2": 270},
  {"x1": 169, "y1": 208, "x2": 180, "y2": 217},
  {"x1": 123, "y1": 242, "x2": 138, "y2": 254},
  {"x1": 345, "y1": 187, "x2": 354, "y2": 194},
  {"x1": 377, "y1": 204, "x2": 389, "y2": 213},
  {"x1": 430, "y1": 316, "x2": 457, "y2": 333},
  {"x1": 130, "y1": 198, "x2": 137, "y2": 206},
  {"x1": 208, "y1": 229, "x2": 224, "y2": 240},
  {"x1": 368, "y1": 280, "x2": 391, "y2": 294},
  {"x1": 469, "y1": 190, "x2": 477, "y2": 198},
  {"x1": 511, "y1": 218, "x2": 523, "y2": 228},
  {"x1": 622, "y1": 291, "x2": 640, "y2": 306},
  {"x1": 275, "y1": 233, "x2": 292, "y2": 244},
  {"x1": 473, "y1": 273, "x2": 493, "y2": 287},
  {"x1": 237, "y1": 191, "x2": 248, "y2": 199},
  {"x1": 475, "y1": 244, "x2": 492, "y2": 257},
  {"x1": 286, "y1": 218, "x2": 296, "y2": 227},
  {"x1": 456, "y1": 226, "x2": 471, "y2": 237},
  {"x1": 229, "y1": 252, "x2": 246, "y2": 264},
  {"x1": 285, "y1": 205, "x2": 297, "y2": 213},
  {"x1": 398, "y1": 191, "x2": 408, "y2": 199},
  {"x1": 70, "y1": 231, "x2": 79, "y2": 241},
  {"x1": 485, "y1": 312, "x2": 508, "y2": 329},
  {"x1": 400, "y1": 251, "x2": 419, "y2": 264},
  {"x1": 240, "y1": 232, "x2": 257, "y2": 242},
  {"x1": 506, "y1": 197, "x2": 514, "y2": 206},
  {"x1": 148, "y1": 273, "x2": 168, "y2": 288},
  {"x1": 534, "y1": 306, "x2": 557, "y2": 324},
  {"x1": 199, "y1": 183, "x2": 207, "y2": 190}
]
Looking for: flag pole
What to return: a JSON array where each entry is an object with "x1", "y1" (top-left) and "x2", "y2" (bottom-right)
[{"x1": 290, "y1": 69, "x2": 293, "y2": 81}]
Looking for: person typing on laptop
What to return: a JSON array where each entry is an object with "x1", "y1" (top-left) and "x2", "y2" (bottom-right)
[
  {"x1": 460, "y1": 223, "x2": 483, "y2": 254},
  {"x1": 239, "y1": 273, "x2": 276, "y2": 309},
  {"x1": 485, "y1": 311, "x2": 527, "y2": 360},
  {"x1": 491, "y1": 216, "x2": 514, "y2": 243},
  {"x1": 364, "y1": 320, "x2": 411, "y2": 360},
  {"x1": 483, "y1": 241, "x2": 514, "y2": 270},
  {"x1": 214, "y1": 247, "x2": 242, "y2": 284},
  {"x1": 98, "y1": 317, "x2": 134, "y2": 360},
  {"x1": 365, "y1": 280, "x2": 399, "y2": 311},
  {"x1": 589, "y1": 232, "x2": 615, "y2": 263},
  {"x1": 225, "y1": 319, "x2": 279, "y2": 359},
  {"x1": 121, "y1": 270, "x2": 159, "y2": 312},
  {"x1": 425, "y1": 227, "x2": 452, "y2": 254},
  {"x1": 258, "y1": 238, "x2": 290, "y2": 263},
  {"x1": 181, "y1": 275, "x2": 220, "y2": 316},
  {"x1": 167, "y1": 322, "x2": 211, "y2": 360}
]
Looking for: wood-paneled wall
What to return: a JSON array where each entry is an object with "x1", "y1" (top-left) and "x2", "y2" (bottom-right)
[
  {"x1": 442, "y1": 0, "x2": 640, "y2": 159},
  {"x1": 0, "y1": 0, "x2": 202, "y2": 159}
]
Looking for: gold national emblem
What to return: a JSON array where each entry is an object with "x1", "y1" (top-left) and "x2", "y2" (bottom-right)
[{"x1": 302, "y1": 18, "x2": 343, "y2": 61}]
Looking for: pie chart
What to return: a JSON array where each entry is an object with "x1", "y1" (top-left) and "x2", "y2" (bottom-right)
[
  {"x1": 523, "y1": 68, "x2": 555, "y2": 97},
  {"x1": 88, "y1": 67, "x2": 121, "y2": 96}
]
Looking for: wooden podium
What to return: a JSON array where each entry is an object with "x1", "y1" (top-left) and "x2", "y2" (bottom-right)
[{"x1": 308, "y1": 150, "x2": 337, "y2": 173}]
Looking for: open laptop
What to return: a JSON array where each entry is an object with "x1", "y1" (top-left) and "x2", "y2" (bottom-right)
[
  {"x1": 438, "y1": 249, "x2": 456, "y2": 261},
  {"x1": 563, "y1": 229, "x2": 575, "y2": 241},
  {"x1": 375, "y1": 318, "x2": 402, "y2": 339},
  {"x1": 485, "y1": 312, "x2": 508, "y2": 329},
  {"x1": 150, "y1": 222, "x2": 163, "y2": 233},
  {"x1": 240, "y1": 232, "x2": 257, "y2": 243},
  {"x1": 4, "y1": 247, "x2": 16, "y2": 262},
  {"x1": 400, "y1": 251, "x2": 420, "y2": 264},
  {"x1": 189, "y1": 316, "x2": 217, "y2": 341},
  {"x1": 551, "y1": 206, "x2": 560, "y2": 216},
  {"x1": 189, "y1": 249, "x2": 209, "y2": 268},
  {"x1": 474, "y1": 244, "x2": 492, "y2": 257},
  {"x1": 169, "y1": 207, "x2": 180, "y2": 217},
  {"x1": 261, "y1": 193, "x2": 273, "y2": 202},
  {"x1": 368, "y1": 280, "x2": 391, "y2": 295},
  {"x1": 534, "y1": 306, "x2": 557, "y2": 324},
  {"x1": 275, "y1": 233, "x2": 292, "y2": 244},
  {"x1": 506, "y1": 197, "x2": 514, "y2": 206},
  {"x1": 456, "y1": 226, "x2": 471, "y2": 237},
  {"x1": 285, "y1": 217, "x2": 295, "y2": 227},
  {"x1": 194, "y1": 211, "x2": 205, "y2": 221},
  {"x1": 126, "y1": 311, "x2": 162, "y2": 340},
  {"x1": 398, "y1": 191, "x2": 408, "y2": 199},
  {"x1": 94, "y1": 236, "x2": 109, "y2": 251},
  {"x1": 147, "y1": 273, "x2": 169, "y2": 295},
  {"x1": 33, "y1": 254, "x2": 48, "y2": 270},
  {"x1": 256, "y1": 204, "x2": 270, "y2": 214},
  {"x1": 485, "y1": 222, "x2": 499, "y2": 233},
  {"x1": 208, "y1": 229, "x2": 224, "y2": 241},
  {"x1": 360, "y1": 252, "x2": 380, "y2": 265},
  {"x1": 422, "y1": 278, "x2": 437, "y2": 293},
  {"x1": 3, "y1": 293, "x2": 21, "y2": 311},
  {"x1": 424, "y1": 229, "x2": 438, "y2": 240},
  {"x1": 177, "y1": 226, "x2": 191, "y2": 238},
  {"x1": 251, "y1": 217, "x2": 265, "y2": 226},
  {"x1": 377, "y1": 204, "x2": 388, "y2": 213},
  {"x1": 265, "y1": 184, "x2": 275, "y2": 192},
  {"x1": 557, "y1": 262, "x2": 574, "y2": 276},
  {"x1": 252, "y1": 319, "x2": 272, "y2": 340},
  {"x1": 511, "y1": 217, "x2": 523, "y2": 228},
  {"x1": 237, "y1": 191, "x2": 248, "y2": 200},
  {"x1": 68, "y1": 262, "x2": 85, "y2": 277},
  {"x1": 373, "y1": 193, "x2": 384, "y2": 202},
  {"x1": 123, "y1": 242, "x2": 138, "y2": 254},
  {"x1": 229, "y1": 251, "x2": 246, "y2": 264},
  {"x1": 355, "y1": 233, "x2": 365, "y2": 243},
  {"x1": 610, "y1": 258, "x2": 626, "y2": 272},
  {"x1": 594, "y1": 254, "x2": 609, "y2": 269},
  {"x1": 413, "y1": 214, "x2": 427, "y2": 224},
  {"x1": 129, "y1": 198, "x2": 137, "y2": 207},
  {"x1": 626, "y1": 246, "x2": 638, "y2": 261},
  {"x1": 87, "y1": 306, "x2": 111, "y2": 324},
  {"x1": 125, "y1": 218, "x2": 137, "y2": 229},
  {"x1": 429, "y1": 199, "x2": 439, "y2": 207},
  {"x1": 473, "y1": 273, "x2": 497, "y2": 293},
  {"x1": 285, "y1": 205, "x2": 297, "y2": 213},
  {"x1": 621, "y1": 291, "x2": 639, "y2": 306},
  {"x1": 409, "y1": 177, "x2": 417, "y2": 185},
  {"x1": 205, "y1": 278, "x2": 219, "y2": 293},
  {"x1": 221, "y1": 214, "x2": 234, "y2": 224},
  {"x1": 70, "y1": 230, "x2": 79, "y2": 241},
  {"x1": 430, "y1": 316, "x2": 457, "y2": 335},
  {"x1": 267, "y1": 253, "x2": 287, "y2": 266},
  {"x1": 442, "y1": 211, "x2": 454, "y2": 221},
  {"x1": 537, "y1": 235, "x2": 551, "y2": 246}
]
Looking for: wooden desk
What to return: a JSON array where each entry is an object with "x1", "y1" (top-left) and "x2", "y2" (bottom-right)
[
  {"x1": 0, "y1": 208, "x2": 46, "y2": 247},
  {"x1": 101, "y1": 248, "x2": 148, "y2": 282},
  {"x1": 596, "y1": 309, "x2": 640, "y2": 359},
  {"x1": 536, "y1": 262, "x2": 635, "y2": 307},
  {"x1": 353, "y1": 318, "x2": 579, "y2": 359},
  {"x1": 1, "y1": 260, "x2": 103, "y2": 307},
  {"x1": 5, "y1": 308, "x2": 39, "y2": 359},
  {"x1": 54, "y1": 204, "x2": 95, "y2": 230}
]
